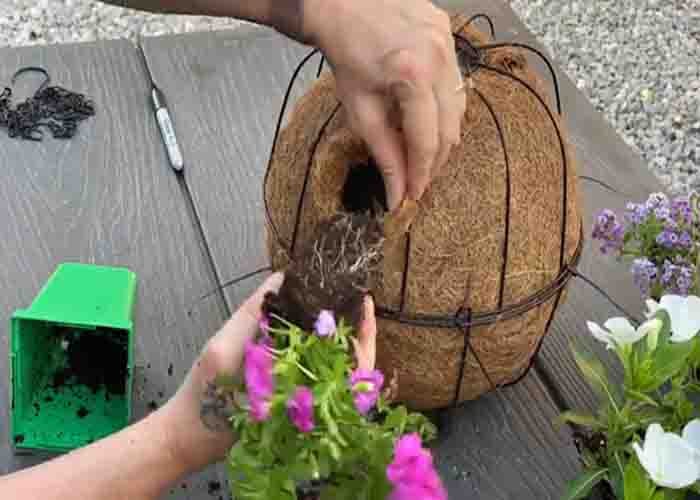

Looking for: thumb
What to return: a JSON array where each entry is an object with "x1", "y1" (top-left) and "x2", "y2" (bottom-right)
[{"x1": 203, "y1": 272, "x2": 284, "y2": 378}]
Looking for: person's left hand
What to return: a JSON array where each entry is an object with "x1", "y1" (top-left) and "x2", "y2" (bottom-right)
[{"x1": 160, "y1": 273, "x2": 381, "y2": 472}]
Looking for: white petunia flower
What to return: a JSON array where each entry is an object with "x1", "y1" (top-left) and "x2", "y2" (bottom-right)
[
  {"x1": 586, "y1": 317, "x2": 661, "y2": 350},
  {"x1": 682, "y1": 419, "x2": 700, "y2": 457},
  {"x1": 658, "y1": 295, "x2": 700, "y2": 343},
  {"x1": 645, "y1": 299, "x2": 660, "y2": 318},
  {"x1": 633, "y1": 423, "x2": 700, "y2": 489}
]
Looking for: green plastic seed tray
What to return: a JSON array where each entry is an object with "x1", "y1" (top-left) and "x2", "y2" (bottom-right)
[{"x1": 9, "y1": 263, "x2": 136, "y2": 453}]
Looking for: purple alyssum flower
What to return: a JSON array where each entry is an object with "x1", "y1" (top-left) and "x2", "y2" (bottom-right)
[
  {"x1": 625, "y1": 202, "x2": 650, "y2": 226},
  {"x1": 679, "y1": 231, "x2": 693, "y2": 249},
  {"x1": 349, "y1": 369, "x2": 384, "y2": 414},
  {"x1": 661, "y1": 260, "x2": 694, "y2": 296},
  {"x1": 671, "y1": 197, "x2": 692, "y2": 225},
  {"x1": 592, "y1": 209, "x2": 625, "y2": 255},
  {"x1": 646, "y1": 192, "x2": 669, "y2": 211},
  {"x1": 654, "y1": 206, "x2": 672, "y2": 223},
  {"x1": 286, "y1": 386, "x2": 315, "y2": 433},
  {"x1": 314, "y1": 310, "x2": 337, "y2": 337},
  {"x1": 631, "y1": 258, "x2": 658, "y2": 297},
  {"x1": 657, "y1": 230, "x2": 681, "y2": 249},
  {"x1": 387, "y1": 433, "x2": 447, "y2": 500},
  {"x1": 244, "y1": 339, "x2": 275, "y2": 422}
]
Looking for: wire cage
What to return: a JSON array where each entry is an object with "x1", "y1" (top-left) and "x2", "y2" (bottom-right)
[{"x1": 262, "y1": 13, "x2": 584, "y2": 410}]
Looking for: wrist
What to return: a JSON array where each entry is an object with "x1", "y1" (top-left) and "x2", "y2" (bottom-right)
[
  {"x1": 267, "y1": 0, "x2": 328, "y2": 46},
  {"x1": 158, "y1": 385, "x2": 234, "y2": 474}
]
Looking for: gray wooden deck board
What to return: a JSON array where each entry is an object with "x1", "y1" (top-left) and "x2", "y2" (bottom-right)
[
  {"x1": 141, "y1": 10, "x2": 582, "y2": 499},
  {"x1": 0, "y1": 39, "x2": 230, "y2": 499}
]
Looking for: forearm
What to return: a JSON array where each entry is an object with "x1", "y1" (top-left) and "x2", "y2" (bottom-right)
[
  {"x1": 0, "y1": 407, "x2": 187, "y2": 500},
  {"x1": 100, "y1": 0, "x2": 314, "y2": 42}
]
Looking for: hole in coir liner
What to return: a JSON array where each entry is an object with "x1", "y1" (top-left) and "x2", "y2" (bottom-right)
[{"x1": 341, "y1": 158, "x2": 387, "y2": 216}]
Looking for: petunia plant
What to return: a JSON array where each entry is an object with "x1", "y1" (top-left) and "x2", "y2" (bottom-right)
[
  {"x1": 561, "y1": 295, "x2": 700, "y2": 500},
  {"x1": 592, "y1": 192, "x2": 700, "y2": 299},
  {"x1": 222, "y1": 309, "x2": 446, "y2": 500}
]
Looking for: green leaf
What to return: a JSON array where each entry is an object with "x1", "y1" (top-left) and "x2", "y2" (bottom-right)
[
  {"x1": 624, "y1": 457, "x2": 655, "y2": 500},
  {"x1": 558, "y1": 411, "x2": 602, "y2": 429},
  {"x1": 572, "y1": 345, "x2": 621, "y2": 410},
  {"x1": 653, "y1": 309, "x2": 672, "y2": 347},
  {"x1": 652, "y1": 490, "x2": 686, "y2": 500},
  {"x1": 646, "y1": 340, "x2": 695, "y2": 391},
  {"x1": 561, "y1": 468, "x2": 608, "y2": 500},
  {"x1": 608, "y1": 454, "x2": 625, "y2": 499},
  {"x1": 384, "y1": 406, "x2": 408, "y2": 434},
  {"x1": 624, "y1": 388, "x2": 660, "y2": 407}
]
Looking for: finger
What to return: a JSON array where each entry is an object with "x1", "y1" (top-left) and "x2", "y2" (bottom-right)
[
  {"x1": 360, "y1": 295, "x2": 377, "y2": 371},
  {"x1": 207, "y1": 272, "x2": 285, "y2": 370},
  {"x1": 346, "y1": 93, "x2": 407, "y2": 211},
  {"x1": 434, "y1": 60, "x2": 466, "y2": 178},
  {"x1": 388, "y1": 62, "x2": 439, "y2": 201}
]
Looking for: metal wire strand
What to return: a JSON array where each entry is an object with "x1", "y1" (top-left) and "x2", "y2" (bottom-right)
[
  {"x1": 459, "y1": 13, "x2": 496, "y2": 39},
  {"x1": 474, "y1": 41, "x2": 563, "y2": 116},
  {"x1": 568, "y1": 266, "x2": 643, "y2": 325},
  {"x1": 263, "y1": 48, "x2": 320, "y2": 254},
  {"x1": 473, "y1": 88, "x2": 512, "y2": 309}
]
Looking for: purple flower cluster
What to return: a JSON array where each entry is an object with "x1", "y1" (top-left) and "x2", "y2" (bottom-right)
[
  {"x1": 286, "y1": 386, "x2": 315, "y2": 433},
  {"x1": 592, "y1": 209, "x2": 624, "y2": 254},
  {"x1": 631, "y1": 258, "x2": 658, "y2": 297},
  {"x1": 672, "y1": 197, "x2": 692, "y2": 225},
  {"x1": 314, "y1": 310, "x2": 337, "y2": 337},
  {"x1": 349, "y1": 369, "x2": 384, "y2": 415},
  {"x1": 657, "y1": 229, "x2": 693, "y2": 250},
  {"x1": 244, "y1": 339, "x2": 275, "y2": 422},
  {"x1": 387, "y1": 434, "x2": 447, "y2": 500},
  {"x1": 661, "y1": 260, "x2": 695, "y2": 296},
  {"x1": 625, "y1": 202, "x2": 650, "y2": 226}
]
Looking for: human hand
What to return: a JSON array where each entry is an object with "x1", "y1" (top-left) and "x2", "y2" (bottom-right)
[
  {"x1": 159, "y1": 272, "x2": 284, "y2": 472},
  {"x1": 303, "y1": 0, "x2": 466, "y2": 210},
  {"x1": 160, "y1": 273, "x2": 380, "y2": 472}
]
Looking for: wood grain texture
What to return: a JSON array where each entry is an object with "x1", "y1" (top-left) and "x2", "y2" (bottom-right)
[
  {"x1": 142, "y1": 27, "x2": 317, "y2": 310},
  {"x1": 143, "y1": 17, "x2": 582, "y2": 499},
  {"x1": 0, "y1": 40, "x2": 231, "y2": 499},
  {"x1": 435, "y1": 371, "x2": 580, "y2": 499},
  {"x1": 458, "y1": 0, "x2": 663, "y2": 414}
]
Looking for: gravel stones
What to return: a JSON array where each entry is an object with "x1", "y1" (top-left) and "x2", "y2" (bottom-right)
[{"x1": 509, "y1": 0, "x2": 700, "y2": 194}]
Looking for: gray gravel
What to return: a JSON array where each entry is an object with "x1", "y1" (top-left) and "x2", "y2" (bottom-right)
[
  {"x1": 0, "y1": 0, "x2": 241, "y2": 46},
  {"x1": 510, "y1": 0, "x2": 700, "y2": 195},
  {"x1": 0, "y1": 0, "x2": 698, "y2": 194}
]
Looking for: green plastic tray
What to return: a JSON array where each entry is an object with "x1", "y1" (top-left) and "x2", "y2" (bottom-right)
[{"x1": 9, "y1": 263, "x2": 136, "y2": 453}]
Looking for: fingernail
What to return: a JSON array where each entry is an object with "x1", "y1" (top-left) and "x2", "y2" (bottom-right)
[
  {"x1": 267, "y1": 272, "x2": 285, "y2": 290},
  {"x1": 363, "y1": 294, "x2": 375, "y2": 319}
]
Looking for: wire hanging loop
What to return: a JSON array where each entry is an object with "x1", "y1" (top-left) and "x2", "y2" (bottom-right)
[{"x1": 11, "y1": 66, "x2": 51, "y2": 95}]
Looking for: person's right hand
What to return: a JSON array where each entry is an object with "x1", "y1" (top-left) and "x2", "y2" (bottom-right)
[{"x1": 303, "y1": 0, "x2": 466, "y2": 211}]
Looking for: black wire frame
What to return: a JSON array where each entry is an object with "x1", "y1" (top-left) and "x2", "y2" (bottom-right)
[{"x1": 262, "y1": 15, "x2": 582, "y2": 407}]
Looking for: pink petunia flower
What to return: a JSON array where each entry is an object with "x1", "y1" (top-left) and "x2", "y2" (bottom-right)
[
  {"x1": 387, "y1": 434, "x2": 447, "y2": 500},
  {"x1": 259, "y1": 315, "x2": 270, "y2": 334},
  {"x1": 286, "y1": 386, "x2": 315, "y2": 433},
  {"x1": 314, "y1": 310, "x2": 337, "y2": 337},
  {"x1": 349, "y1": 369, "x2": 384, "y2": 415},
  {"x1": 244, "y1": 339, "x2": 275, "y2": 422}
]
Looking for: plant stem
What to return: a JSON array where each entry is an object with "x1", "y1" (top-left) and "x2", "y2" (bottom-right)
[{"x1": 296, "y1": 362, "x2": 319, "y2": 381}]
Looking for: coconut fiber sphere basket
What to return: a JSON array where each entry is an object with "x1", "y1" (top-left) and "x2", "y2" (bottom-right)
[{"x1": 263, "y1": 14, "x2": 584, "y2": 410}]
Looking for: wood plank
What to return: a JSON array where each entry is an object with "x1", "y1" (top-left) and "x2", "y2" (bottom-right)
[
  {"x1": 454, "y1": 0, "x2": 664, "y2": 414},
  {"x1": 141, "y1": 26, "x2": 316, "y2": 306},
  {"x1": 435, "y1": 371, "x2": 580, "y2": 499},
  {"x1": 142, "y1": 16, "x2": 582, "y2": 499},
  {"x1": 0, "y1": 39, "x2": 231, "y2": 499}
]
